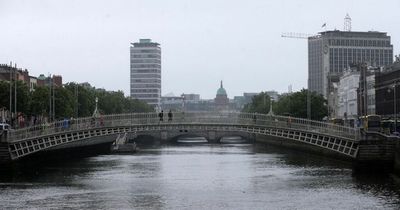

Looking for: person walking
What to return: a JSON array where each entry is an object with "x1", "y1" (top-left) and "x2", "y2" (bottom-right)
[{"x1": 168, "y1": 110, "x2": 173, "y2": 122}]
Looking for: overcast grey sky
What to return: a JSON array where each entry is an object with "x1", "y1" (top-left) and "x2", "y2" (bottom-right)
[{"x1": 0, "y1": 0, "x2": 399, "y2": 99}]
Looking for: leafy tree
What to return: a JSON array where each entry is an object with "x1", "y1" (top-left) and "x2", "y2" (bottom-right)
[
  {"x1": 0, "y1": 80, "x2": 31, "y2": 115},
  {"x1": 30, "y1": 86, "x2": 50, "y2": 116},
  {"x1": 64, "y1": 83, "x2": 96, "y2": 117},
  {"x1": 124, "y1": 98, "x2": 154, "y2": 113},
  {"x1": 1, "y1": 80, "x2": 154, "y2": 122},
  {"x1": 242, "y1": 92, "x2": 271, "y2": 114},
  {"x1": 274, "y1": 89, "x2": 327, "y2": 120},
  {"x1": 54, "y1": 86, "x2": 75, "y2": 119},
  {"x1": 242, "y1": 89, "x2": 328, "y2": 121}
]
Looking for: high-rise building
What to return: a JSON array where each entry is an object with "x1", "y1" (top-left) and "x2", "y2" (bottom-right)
[
  {"x1": 130, "y1": 39, "x2": 161, "y2": 108},
  {"x1": 308, "y1": 30, "x2": 393, "y2": 98}
]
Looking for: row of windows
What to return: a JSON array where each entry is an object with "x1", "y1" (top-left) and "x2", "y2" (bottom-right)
[
  {"x1": 328, "y1": 39, "x2": 391, "y2": 47},
  {"x1": 131, "y1": 49, "x2": 161, "y2": 54},
  {"x1": 131, "y1": 94, "x2": 160, "y2": 98},
  {"x1": 131, "y1": 64, "x2": 161, "y2": 68},
  {"x1": 131, "y1": 59, "x2": 161, "y2": 64},
  {"x1": 131, "y1": 79, "x2": 161, "y2": 83},
  {"x1": 131, "y1": 69, "x2": 160, "y2": 73},
  {"x1": 329, "y1": 48, "x2": 392, "y2": 72},
  {"x1": 131, "y1": 74, "x2": 161, "y2": 79},
  {"x1": 131, "y1": 89, "x2": 160, "y2": 93},
  {"x1": 131, "y1": 84, "x2": 161, "y2": 88},
  {"x1": 131, "y1": 54, "x2": 161, "y2": 58}
]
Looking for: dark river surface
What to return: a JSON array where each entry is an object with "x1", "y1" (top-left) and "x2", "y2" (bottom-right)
[{"x1": 1, "y1": 139, "x2": 400, "y2": 209}]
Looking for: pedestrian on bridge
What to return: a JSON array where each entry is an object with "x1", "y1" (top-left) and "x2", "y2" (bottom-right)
[
  {"x1": 168, "y1": 110, "x2": 173, "y2": 122},
  {"x1": 287, "y1": 116, "x2": 292, "y2": 128},
  {"x1": 159, "y1": 110, "x2": 164, "y2": 122}
]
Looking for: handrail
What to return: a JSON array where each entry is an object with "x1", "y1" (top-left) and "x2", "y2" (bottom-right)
[{"x1": 6, "y1": 112, "x2": 359, "y2": 142}]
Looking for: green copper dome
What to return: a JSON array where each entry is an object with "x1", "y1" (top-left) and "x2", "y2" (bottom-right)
[{"x1": 216, "y1": 81, "x2": 227, "y2": 96}]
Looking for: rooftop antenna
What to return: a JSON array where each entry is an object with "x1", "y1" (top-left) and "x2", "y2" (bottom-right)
[{"x1": 344, "y1": 13, "x2": 352, "y2": 31}]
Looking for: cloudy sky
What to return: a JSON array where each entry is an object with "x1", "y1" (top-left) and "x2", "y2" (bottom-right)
[{"x1": 0, "y1": 0, "x2": 399, "y2": 99}]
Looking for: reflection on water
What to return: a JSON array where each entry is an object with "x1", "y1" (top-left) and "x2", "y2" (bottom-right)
[{"x1": 1, "y1": 141, "x2": 400, "y2": 209}]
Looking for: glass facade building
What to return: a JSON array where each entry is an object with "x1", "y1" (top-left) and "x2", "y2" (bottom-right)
[{"x1": 130, "y1": 39, "x2": 161, "y2": 108}]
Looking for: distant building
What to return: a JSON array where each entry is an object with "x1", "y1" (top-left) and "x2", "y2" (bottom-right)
[
  {"x1": 36, "y1": 74, "x2": 63, "y2": 87},
  {"x1": 161, "y1": 96, "x2": 183, "y2": 111},
  {"x1": 243, "y1": 92, "x2": 259, "y2": 104},
  {"x1": 336, "y1": 67, "x2": 360, "y2": 120},
  {"x1": 182, "y1": 94, "x2": 200, "y2": 102},
  {"x1": 233, "y1": 96, "x2": 245, "y2": 110},
  {"x1": 232, "y1": 92, "x2": 259, "y2": 110},
  {"x1": 29, "y1": 76, "x2": 37, "y2": 92},
  {"x1": 80, "y1": 82, "x2": 93, "y2": 89},
  {"x1": 265, "y1": 90, "x2": 279, "y2": 101},
  {"x1": 0, "y1": 64, "x2": 15, "y2": 82},
  {"x1": 37, "y1": 74, "x2": 47, "y2": 87},
  {"x1": 214, "y1": 81, "x2": 229, "y2": 111},
  {"x1": 52, "y1": 75, "x2": 62, "y2": 87},
  {"x1": 130, "y1": 39, "x2": 161, "y2": 109},
  {"x1": 308, "y1": 30, "x2": 393, "y2": 101},
  {"x1": 375, "y1": 58, "x2": 400, "y2": 117},
  {"x1": 0, "y1": 64, "x2": 29, "y2": 84}
]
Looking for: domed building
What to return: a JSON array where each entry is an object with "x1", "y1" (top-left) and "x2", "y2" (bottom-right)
[{"x1": 214, "y1": 81, "x2": 229, "y2": 110}]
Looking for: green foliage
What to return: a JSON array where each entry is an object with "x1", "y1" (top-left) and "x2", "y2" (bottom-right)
[
  {"x1": 0, "y1": 80, "x2": 30, "y2": 115},
  {"x1": 30, "y1": 86, "x2": 50, "y2": 116},
  {"x1": 242, "y1": 89, "x2": 328, "y2": 121},
  {"x1": 274, "y1": 89, "x2": 327, "y2": 120},
  {"x1": 242, "y1": 92, "x2": 271, "y2": 114},
  {"x1": 0, "y1": 81, "x2": 154, "y2": 121},
  {"x1": 54, "y1": 87, "x2": 75, "y2": 119}
]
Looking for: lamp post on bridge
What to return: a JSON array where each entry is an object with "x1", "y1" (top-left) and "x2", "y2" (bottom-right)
[{"x1": 267, "y1": 99, "x2": 274, "y2": 116}]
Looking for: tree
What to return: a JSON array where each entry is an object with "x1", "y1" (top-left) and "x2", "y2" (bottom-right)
[
  {"x1": 242, "y1": 92, "x2": 271, "y2": 114},
  {"x1": 274, "y1": 89, "x2": 327, "y2": 120},
  {"x1": 243, "y1": 89, "x2": 328, "y2": 121},
  {"x1": 0, "y1": 80, "x2": 31, "y2": 115},
  {"x1": 64, "y1": 83, "x2": 96, "y2": 117},
  {"x1": 54, "y1": 86, "x2": 75, "y2": 119},
  {"x1": 30, "y1": 86, "x2": 50, "y2": 116}
]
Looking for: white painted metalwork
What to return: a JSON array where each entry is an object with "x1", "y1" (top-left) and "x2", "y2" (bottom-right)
[{"x1": 4, "y1": 112, "x2": 360, "y2": 160}]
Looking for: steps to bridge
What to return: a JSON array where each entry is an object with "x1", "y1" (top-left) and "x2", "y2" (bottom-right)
[{"x1": 0, "y1": 142, "x2": 11, "y2": 162}]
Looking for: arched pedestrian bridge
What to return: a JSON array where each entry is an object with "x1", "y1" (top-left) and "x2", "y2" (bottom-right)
[{"x1": 0, "y1": 112, "x2": 360, "y2": 161}]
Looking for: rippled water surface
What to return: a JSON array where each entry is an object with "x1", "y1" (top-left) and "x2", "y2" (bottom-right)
[{"x1": 1, "y1": 142, "x2": 400, "y2": 209}]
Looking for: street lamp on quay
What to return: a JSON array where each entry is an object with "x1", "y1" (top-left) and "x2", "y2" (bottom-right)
[{"x1": 388, "y1": 82, "x2": 398, "y2": 133}]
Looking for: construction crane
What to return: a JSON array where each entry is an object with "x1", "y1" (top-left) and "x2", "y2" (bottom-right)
[
  {"x1": 281, "y1": 32, "x2": 317, "y2": 120},
  {"x1": 281, "y1": 32, "x2": 317, "y2": 39}
]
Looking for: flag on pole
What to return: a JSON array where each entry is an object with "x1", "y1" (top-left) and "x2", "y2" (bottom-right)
[{"x1": 321, "y1": 23, "x2": 326, "y2": 28}]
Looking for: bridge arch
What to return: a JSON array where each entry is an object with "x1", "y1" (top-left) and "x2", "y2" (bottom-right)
[{"x1": 2, "y1": 112, "x2": 360, "y2": 161}]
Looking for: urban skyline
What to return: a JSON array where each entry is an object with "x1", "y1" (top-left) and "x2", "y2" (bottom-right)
[
  {"x1": 2, "y1": 1, "x2": 400, "y2": 209},
  {"x1": 1, "y1": 0, "x2": 399, "y2": 99}
]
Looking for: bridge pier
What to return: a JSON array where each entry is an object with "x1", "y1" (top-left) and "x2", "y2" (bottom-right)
[
  {"x1": 207, "y1": 131, "x2": 220, "y2": 143},
  {"x1": 160, "y1": 131, "x2": 168, "y2": 142},
  {"x1": 355, "y1": 133, "x2": 397, "y2": 171},
  {"x1": 0, "y1": 142, "x2": 11, "y2": 163}
]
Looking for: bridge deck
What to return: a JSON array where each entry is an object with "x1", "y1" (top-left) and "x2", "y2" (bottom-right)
[{"x1": 2, "y1": 112, "x2": 360, "y2": 160}]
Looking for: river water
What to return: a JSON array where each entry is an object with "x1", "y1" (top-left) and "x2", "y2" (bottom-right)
[{"x1": 1, "y1": 140, "x2": 400, "y2": 209}]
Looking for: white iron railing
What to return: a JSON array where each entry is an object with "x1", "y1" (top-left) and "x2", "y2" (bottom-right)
[{"x1": 6, "y1": 112, "x2": 360, "y2": 142}]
